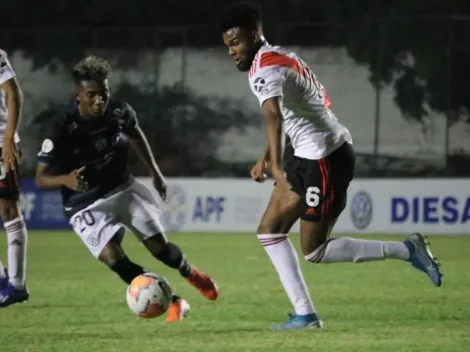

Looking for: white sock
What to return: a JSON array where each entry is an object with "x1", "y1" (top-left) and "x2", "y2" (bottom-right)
[
  {"x1": 305, "y1": 237, "x2": 410, "y2": 263},
  {"x1": 258, "y1": 234, "x2": 316, "y2": 316},
  {"x1": 5, "y1": 217, "x2": 28, "y2": 289},
  {"x1": 0, "y1": 260, "x2": 6, "y2": 279}
]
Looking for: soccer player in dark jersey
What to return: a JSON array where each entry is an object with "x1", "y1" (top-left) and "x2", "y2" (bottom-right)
[
  {"x1": 34, "y1": 56, "x2": 219, "y2": 321},
  {"x1": 220, "y1": 3, "x2": 442, "y2": 330}
]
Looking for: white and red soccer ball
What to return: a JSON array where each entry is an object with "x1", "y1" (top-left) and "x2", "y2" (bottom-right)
[{"x1": 126, "y1": 272, "x2": 173, "y2": 318}]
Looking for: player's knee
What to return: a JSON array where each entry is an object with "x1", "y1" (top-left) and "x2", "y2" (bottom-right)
[
  {"x1": 0, "y1": 199, "x2": 20, "y2": 223},
  {"x1": 98, "y1": 241, "x2": 126, "y2": 268},
  {"x1": 98, "y1": 251, "x2": 121, "y2": 268},
  {"x1": 300, "y1": 229, "x2": 329, "y2": 257}
]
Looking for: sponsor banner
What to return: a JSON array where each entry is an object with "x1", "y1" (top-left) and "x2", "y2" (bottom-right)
[
  {"x1": 346, "y1": 179, "x2": 470, "y2": 234},
  {"x1": 144, "y1": 178, "x2": 470, "y2": 234},
  {"x1": 8, "y1": 178, "x2": 470, "y2": 234}
]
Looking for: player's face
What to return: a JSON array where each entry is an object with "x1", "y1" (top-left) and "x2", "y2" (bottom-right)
[
  {"x1": 222, "y1": 27, "x2": 258, "y2": 72},
  {"x1": 76, "y1": 79, "x2": 110, "y2": 118}
]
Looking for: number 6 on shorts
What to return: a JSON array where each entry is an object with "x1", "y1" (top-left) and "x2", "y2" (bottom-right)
[{"x1": 306, "y1": 186, "x2": 320, "y2": 207}]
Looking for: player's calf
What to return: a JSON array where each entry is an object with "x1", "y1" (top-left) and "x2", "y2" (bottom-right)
[
  {"x1": 0, "y1": 199, "x2": 28, "y2": 292},
  {"x1": 144, "y1": 236, "x2": 191, "y2": 278},
  {"x1": 144, "y1": 236, "x2": 219, "y2": 300},
  {"x1": 108, "y1": 256, "x2": 146, "y2": 284}
]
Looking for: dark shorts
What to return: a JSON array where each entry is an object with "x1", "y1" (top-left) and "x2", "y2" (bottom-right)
[
  {"x1": 286, "y1": 142, "x2": 355, "y2": 222},
  {"x1": 0, "y1": 147, "x2": 20, "y2": 200}
]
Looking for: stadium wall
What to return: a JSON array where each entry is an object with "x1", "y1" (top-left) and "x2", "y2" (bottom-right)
[{"x1": 16, "y1": 178, "x2": 470, "y2": 235}]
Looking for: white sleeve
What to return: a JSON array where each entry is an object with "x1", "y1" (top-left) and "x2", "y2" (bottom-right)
[
  {"x1": 0, "y1": 51, "x2": 16, "y2": 85},
  {"x1": 249, "y1": 66, "x2": 285, "y2": 106}
]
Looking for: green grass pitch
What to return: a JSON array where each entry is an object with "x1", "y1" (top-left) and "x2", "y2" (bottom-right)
[{"x1": 1, "y1": 232, "x2": 469, "y2": 352}]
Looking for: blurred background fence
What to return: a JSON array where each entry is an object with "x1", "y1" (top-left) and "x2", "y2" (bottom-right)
[{"x1": 2, "y1": 16, "x2": 469, "y2": 178}]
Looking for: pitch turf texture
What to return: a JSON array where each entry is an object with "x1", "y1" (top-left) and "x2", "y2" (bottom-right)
[{"x1": 1, "y1": 232, "x2": 469, "y2": 352}]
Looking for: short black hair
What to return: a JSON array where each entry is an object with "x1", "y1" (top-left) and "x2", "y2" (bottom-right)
[
  {"x1": 220, "y1": 3, "x2": 262, "y2": 32},
  {"x1": 72, "y1": 55, "x2": 112, "y2": 85}
]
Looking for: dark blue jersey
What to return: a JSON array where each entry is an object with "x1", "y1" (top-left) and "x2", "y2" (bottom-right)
[{"x1": 37, "y1": 100, "x2": 138, "y2": 217}]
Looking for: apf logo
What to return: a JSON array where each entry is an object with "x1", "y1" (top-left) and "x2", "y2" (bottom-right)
[
  {"x1": 350, "y1": 191, "x2": 373, "y2": 230},
  {"x1": 162, "y1": 185, "x2": 187, "y2": 232}
]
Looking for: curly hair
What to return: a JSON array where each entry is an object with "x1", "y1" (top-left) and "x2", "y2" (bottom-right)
[
  {"x1": 219, "y1": 3, "x2": 262, "y2": 33},
  {"x1": 72, "y1": 56, "x2": 112, "y2": 85}
]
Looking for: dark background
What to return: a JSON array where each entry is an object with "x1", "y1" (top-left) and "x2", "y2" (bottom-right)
[{"x1": 2, "y1": 0, "x2": 469, "y2": 178}]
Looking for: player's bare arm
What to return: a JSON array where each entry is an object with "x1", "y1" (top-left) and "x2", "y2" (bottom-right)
[
  {"x1": 0, "y1": 75, "x2": 22, "y2": 175},
  {"x1": 35, "y1": 162, "x2": 87, "y2": 192},
  {"x1": 261, "y1": 96, "x2": 286, "y2": 185},
  {"x1": 127, "y1": 125, "x2": 167, "y2": 200}
]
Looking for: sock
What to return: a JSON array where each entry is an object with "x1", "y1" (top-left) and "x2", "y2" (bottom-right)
[
  {"x1": 154, "y1": 242, "x2": 192, "y2": 278},
  {"x1": 0, "y1": 260, "x2": 6, "y2": 279},
  {"x1": 110, "y1": 256, "x2": 145, "y2": 284},
  {"x1": 258, "y1": 234, "x2": 316, "y2": 316},
  {"x1": 5, "y1": 217, "x2": 28, "y2": 289},
  {"x1": 305, "y1": 237, "x2": 410, "y2": 263}
]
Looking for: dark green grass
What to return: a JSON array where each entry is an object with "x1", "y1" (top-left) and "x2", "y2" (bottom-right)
[{"x1": 0, "y1": 232, "x2": 469, "y2": 352}]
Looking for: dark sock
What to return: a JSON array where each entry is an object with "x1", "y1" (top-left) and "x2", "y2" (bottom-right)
[
  {"x1": 110, "y1": 256, "x2": 145, "y2": 284},
  {"x1": 154, "y1": 242, "x2": 192, "y2": 278}
]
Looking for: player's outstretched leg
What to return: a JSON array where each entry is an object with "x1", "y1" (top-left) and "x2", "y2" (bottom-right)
[
  {"x1": 257, "y1": 185, "x2": 323, "y2": 331},
  {"x1": 98, "y1": 235, "x2": 190, "y2": 322},
  {"x1": 0, "y1": 199, "x2": 29, "y2": 307},
  {"x1": 143, "y1": 235, "x2": 219, "y2": 302},
  {"x1": 302, "y1": 220, "x2": 443, "y2": 287}
]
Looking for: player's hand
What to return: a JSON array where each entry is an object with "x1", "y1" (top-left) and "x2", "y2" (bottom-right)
[
  {"x1": 63, "y1": 166, "x2": 88, "y2": 192},
  {"x1": 1, "y1": 137, "x2": 20, "y2": 185},
  {"x1": 272, "y1": 167, "x2": 290, "y2": 191},
  {"x1": 250, "y1": 159, "x2": 268, "y2": 183},
  {"x1": 153, "y1": 176, "x2": 167, "y2": 201}
]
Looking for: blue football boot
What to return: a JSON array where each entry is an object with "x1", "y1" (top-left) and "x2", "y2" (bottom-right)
[
  {"x1": 272, "y1": 313, "x2": 324, "y2": 330},
  {"x1": 0, "y1": 282, "x2": 30, "y2": 307},
  {"x1": 404, "y1": 233, "x2": 443, "y2": 287}
]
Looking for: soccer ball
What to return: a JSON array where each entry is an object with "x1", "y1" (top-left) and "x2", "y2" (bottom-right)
[{"x1": 126, "y1": 273, "x2": 173, "y2": 318}]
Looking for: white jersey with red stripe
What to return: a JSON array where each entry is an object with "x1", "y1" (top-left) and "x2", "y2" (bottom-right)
[
  {"x1": 0, "y1": 50, "x2": 20, "y2": 147},
  {"x1": 248, "y1": 42, "x2": 352, "y2": 160}
]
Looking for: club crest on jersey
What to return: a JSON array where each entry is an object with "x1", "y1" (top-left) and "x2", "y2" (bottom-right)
[
  {"x1": 94, "y1": 137, "x2": 107, "y2": 151},
  {"x1": 253, "y1": 77, "x2": 266, "y2": 93},
  {"x1": 41, "y1": 139, "x2": 54, "y2": 153}
]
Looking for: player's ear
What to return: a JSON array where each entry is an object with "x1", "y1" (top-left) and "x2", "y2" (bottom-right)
[{"x1": 251, "y1": 30, "x2": 258, "y2": 41}]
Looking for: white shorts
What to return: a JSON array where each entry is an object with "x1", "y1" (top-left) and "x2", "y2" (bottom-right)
[{"x1": 70, "y1": 180, "x2": 165, "y2": 258}]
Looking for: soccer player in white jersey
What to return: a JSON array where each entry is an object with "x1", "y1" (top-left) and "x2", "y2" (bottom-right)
[
  {"x1": 220, "y1": 3, "x2": 443, "y2": 330},
  {"x1": 0, "y1": 50, "x2": 29, "y2": 306}
]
